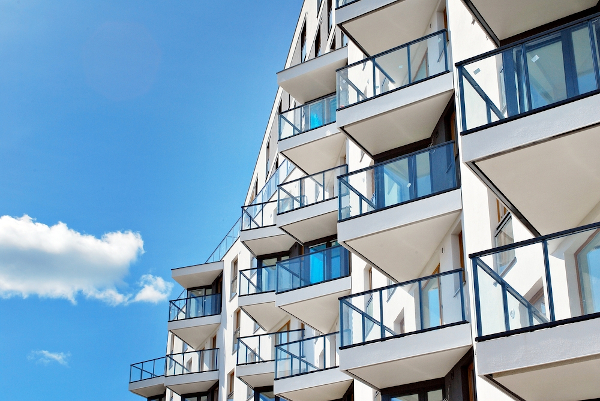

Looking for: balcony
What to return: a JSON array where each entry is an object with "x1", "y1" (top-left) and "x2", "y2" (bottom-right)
[
  {"x1": 277, "y1": 165, "x2": 348, "y2": 244},
  {"x1": 164, "y1": 349, "x2": 219, "y2": 395},
  {"x1": 236, "y1": 330, "x2": 304, "y2": 388},
  {"x1": 277, "y1": 46, "x2": 348, "y2": 104},
  {"x1": 274, "y1": 333, "x2": 352, "y2": 401},
  {"x1": 338, "y1": 270, "x2": 471, "y2": 389},
  {"x1": 276, "y1": 246, "x2": 351, "y2": 333},
  {"x1": 336, "y1": 31, "x2": 453, "y2": 156},
  {"x1": 167, "y1": 294, "x2": 222, "y2": 350},
  {"x1": 471, "y1": 222, "x2": 600, "y2": 401},
  {"x1": 171, "y1": 261, "x2": 223, "y2": 290},
  {"x1": 337, "y1": 142, "x2": 461, "y2": 280},
  {"x1": 463, "y1": 0, "x2": 596, "y2": 42},
  {"x1": 335, "y1": 0, "x2": 443, "y2": 56},
  {"x1": 238, "y1": 264, "x2": 288, "y2": 331},
  {"x1": 458, "y1": 16, "x2": 600, "y2": 235},
  {"x1": 239, "y1": 200, "x2": 295, "y2": 257},
  {"x1": 278, "y1": 94, "x2": 344, "y2": 175},
  {"x1": 129, "y1": 357, "x2": 165, "y2": 398}
]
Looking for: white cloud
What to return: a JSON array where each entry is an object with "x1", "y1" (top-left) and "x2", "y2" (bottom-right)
[
  {"x1": 28, "y1": 350, "x2": 70, "y2": 366},
  {"x1": 0, "y1": 215, "x2": 172, "y2": 305}
]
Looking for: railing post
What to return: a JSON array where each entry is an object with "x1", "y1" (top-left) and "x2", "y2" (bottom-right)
[
  {"x1": 379, "y1": 290, "x2": 385, "y2": 340},
  {"x1": 418, "y1": 279, "x2": 424, "y2": 330},
  {"x1": 471, "y1": 258, "x2": 483, "y2": 337},
  {"x1": 340, "y1": 299, "x2": 344, "y2": 347},
  {"x1": 323, "y1": 336, "x2": 326, "y2": 369},
  {"x1": 407, "y1": 43, "x2": 412, "y2": 84},
  {"x1": 542, "y1": 240, "x2": 556, "y2": 321},
  {"x1": 501, "y1": 281, "x2": 510, "y2": 331},
  {"x1": 443, "y1": 31, "x2": 448, "y2": 72},
  {"x1": 459, "y1": 270, "x2": 466, "y2": 322}
]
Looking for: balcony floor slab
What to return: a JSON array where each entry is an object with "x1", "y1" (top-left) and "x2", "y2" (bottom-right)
[
  {"x1": 167, "y1": 314, "x2": 221, "y2": 350},
  {"x1": 237, "y1": 361, "x2": 275, "y2": 389},
  {"x1": 129, "y1": 377, "x2": 165, "y2": 398},
  {"x1": 239, "y1": 292, "x2": 289, "y2": 332},
  {"x1": 274, "y1": 368, "x2": 352, "y2": 401}
]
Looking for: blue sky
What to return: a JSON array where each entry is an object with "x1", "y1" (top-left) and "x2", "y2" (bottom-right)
[{"x1": 0, "y1": 1, "x2": 302, "y2": 399}]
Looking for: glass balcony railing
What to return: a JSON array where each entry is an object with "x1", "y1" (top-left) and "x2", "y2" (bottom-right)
[
  {"x1": 279, "y1": 93, "x2": 337, "y2": 140},
  {"x1": 278, "y1": 165, "x2": 348, "y2": 214},
  {"x1": 237, "y1": 329, "x2": 304, "y2": 365},
  {"x1": 337, "y1": 30, "x2": 449, "y2": 109},
  {"x1": 166, "y1": 349, "x2": 218, "y2": 376},
  {"x1": 241, "y1": 200, "x2": 277, "y2": 230},
  {"x1": 276, "y1": 245, "x2": 350, "y2": 293},
  {"x1": 130, "y1": 357, "x2": 165, "y2": 383},
  {"x1": 471, "y1": 222, "x2": 600, "y2": 338},
  {"x1": 458, "y1": 15, "x2": 600, "y2": 132},
  {"x1": 338, "y1": 141, "x2": 457, "y2": 221},
  {"x1": 275, "y1": 332, "x2": 339, "y2": 379},
  {"x1": 340, "y1": 270, "x2": 466, "y2": 347},
  {"x1": 239, "y1": 264, "x2": 277, "y2": 296},
  {"x1": 206, "y1": 159, "x2": 295, "y2": 263},
  {"x1": 168, "y1": 293, "x2": 222, "y2": 321}
]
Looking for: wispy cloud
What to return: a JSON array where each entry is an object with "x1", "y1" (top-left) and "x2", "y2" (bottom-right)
[
  {"x1": 0, "y1": 215, "x2": 172, "y2": 305},
  {"x1": 28, "y1": 350, "x2": 70, "y2": 366}
]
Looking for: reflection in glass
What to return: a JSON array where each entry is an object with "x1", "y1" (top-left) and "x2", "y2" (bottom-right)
[{"x1": 577, "y1": 231, "x2": 600, "y2": 314}]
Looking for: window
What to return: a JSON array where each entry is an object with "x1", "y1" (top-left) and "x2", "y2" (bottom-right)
[
  {"x1": 529, "y1": 288, "x2": 546, "y2": 316},
  {"x1": 494, "y1": 214, "x2": 515, "y2": 275},
  {"x1": 383, "y1": 385, "x2": 444, "y2": 401},
  {"x1": 327, "y1": 0, "x2": 333, "y2": 34},
  {"x1": 231, "y1": 258, "x2": 238, "y2": 300},
  {"x1": 228, "y1": 370, "x2": 235, "y2": 400},
  {"x1": 265, "y1": 141, "x2": 270, "y2": 177},
  {"x1": 233, "y1": 309, "x2": 241, "y2": 354},
  {"x1": 301, "y1": 23, "x2": 307, "y2": 61}
]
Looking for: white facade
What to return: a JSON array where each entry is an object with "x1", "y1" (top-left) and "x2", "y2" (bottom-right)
[{"x1": 129, "y1": 1, "x2": 600, "y2": 400}]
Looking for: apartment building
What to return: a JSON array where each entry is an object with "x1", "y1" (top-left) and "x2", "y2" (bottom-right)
[{"x1": 128, "y1": 0, "x2": 600, "y2": 400}]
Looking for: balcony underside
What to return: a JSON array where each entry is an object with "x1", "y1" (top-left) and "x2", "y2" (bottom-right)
[
  {"x1": 277, "y1": 199, "x2": 338, "y2": 244},
  {"x1": 240, "y1": 226, "x2": 296, "y2": 257},
  {"x1": 237, "y1": 361, "x2": 275, "y2": 389},
  {"x1": 239, "y1": 292, "x2": 289, "y2": 331},
  {"x1": 164, "y1": 371, "x2": 219, "y2": 396},
  {"x1": 277, "y1": 47, "x2": 348, "y2": 104},
  {"x1": 275, "y1": 369, "x2": 352, "y2": 401},
  {"x1": 339, "y1": 323, "x2": 472, "y2": 389},
  {"x1": 336, "y1": 73, "x2": 454, "y2": 156},
  {"x1": 336, "y1": 0, "x2": 440, "y2": 55},
  {"x1": 338, "y1": 189, "x2": 462, "y2": 282},
  {"x1": 462, "y1": 93, "x2": 600, "y2": 235},
  {"x1": 129, "y1": 377, "x2": 165, "y2": 398},
  {"x1": 279, "y1": 126, "x2": 345, "y2": 176},
  {"x1": 172, "y1": 261, "x2": 223, "y2": 289},
  {"x1": 477, "y1": 317, "x2": 600, "y2": 401},
  {"x1": 276, "y1": 277, "x2": 352, "y2": 333},
  {"x1": 167, "y1": 315, "x2": 221, "y2": 350},
  {"x1": 468, "y1": 0, "x2": 596, "y2": 42}
]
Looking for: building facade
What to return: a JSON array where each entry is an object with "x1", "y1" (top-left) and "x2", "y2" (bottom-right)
[{"x1": 128, "y1": 0, "x2": 600, "y2": 400}]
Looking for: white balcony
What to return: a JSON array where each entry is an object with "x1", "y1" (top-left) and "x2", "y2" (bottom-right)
[
  {"x1": 336, "y1": 0, "x2": 441, "y2": 55},
  {"x1": 275, "y1": 246, "x2": 351, "y2": 333},
  {"x1": 167, "y1": 294, "x2": 222, "y2": 349},
  {"x1": 238, "y1": 291, "x2": 288, "y2": 332},
  {"x1": 240, "y1": 200, "x2": 296, "y2": 257},
  {"x1": 466, "y1": 0, "x2": 596, "y2": 42},
  {"x1": 129, "y1": 377, "x2": 165, "y2": 398},
  {"x1": 336, "y1": 30, "x2": 452, "y2": 157},
  {"x1": 238, "y1": 361, "x2": 275, "y2": 389},
  {"x1": 477, "y1": 317, "x2": 600, "y2": 401},
  {"x1": 277, "y1": 47, "x2": 348, "y2": 104},
  {"x1": 279, "y1": 124, "x2": 345, "y2": 176},
  {"x1": 164, "y1": 350, "x2": 219, "y2": 395},
  {"x1": 275, "y1": 368, "x2": 352, "y2": 401},
  {"x1": 129, "y1": 357, "x2": 166, "y2": 398},
  {"x1": 276, "y1": 165, "x2": 347, "y2": 244},
  {"x1": 340, "y1": 323, "x2": 471, "y2": 389},
  {"x1": 171, "y1": 261, "x2": 223, "y2": 289}
]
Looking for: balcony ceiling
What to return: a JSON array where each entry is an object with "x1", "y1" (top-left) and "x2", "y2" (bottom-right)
[
  {"x1": 171, "y1": 261, "x2": 223, "y2": 289},
  {"x1": 336, "y1": 73, "x2": 454, "y2": 157},
  {"x1": 165, "y1": 371, "x2": 219, "y2": 396},
  {"x1": 338, "y1": 189, "x2": 462, "y2": 281},
  {"x1": 336, "y1": 0, "x2": 440, "y2": 55},
  {"x1": 167, "y1": 315, "x2": 221, "y2": 350},
  {"x1": 469, "y1": 0, "x2": 596, "y2": 41},
  {"x1": 277, "y1": 47, "x2": 348, "y2": 104},
  {"x1": 462, "y1": 94, "x2": 600, "y2": 235},
  {"x1": 239, "y1": 292, "x2": 289, "y2": 331},
  {"x1": 339, "y1": 323, "x2": 472, "y2": 389},
  {"x1": 129, "y1": 377, "x2": 165, "y2": 398},
  {"x1": 279, "y1": 126, "x2": 345, "y2": 176},
  {"x1": 276, "y1": 277, "x2": 351, "y2": 333},
  {"x1": 277, "y1": 200, "x2": 338, "y2": 244},
  {"x1": 237, "y1": 361, "x2": 275, "y2": 389},
  {"x1": 275, "y1": 369, "x2": 352, "y2": 401},
  {"x1": 240, "y1": 226, "x2": 296, "y2": 257}
]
